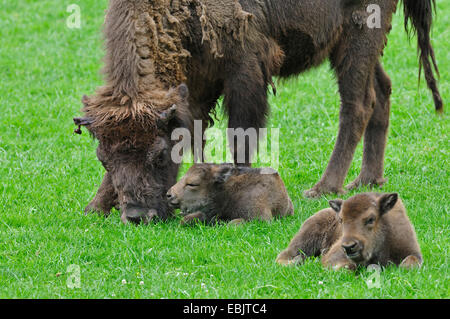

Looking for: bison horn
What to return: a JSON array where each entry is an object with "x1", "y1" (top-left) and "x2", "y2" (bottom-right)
[
  {"x1": 73, "y1": 117, "x2": 94, "y2": 126},
  {"x1": 73, "y1": 117, "x2": 94, "y2": 135}
]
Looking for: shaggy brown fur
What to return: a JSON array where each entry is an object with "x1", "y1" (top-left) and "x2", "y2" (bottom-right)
[
  {"x1": 74, "y1": 0, "x2": 443, "y2": 221},
  {"x1": 276, "y1": 193, "x2": 423, "y2": 270},
  {"x1": 167, "y1": 164, "x2": 294, "y2": 225}
]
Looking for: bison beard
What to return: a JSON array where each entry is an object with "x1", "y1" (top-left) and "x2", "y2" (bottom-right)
[{"x1": 74, "y1": 0, "x2": 442, "y2": 223}]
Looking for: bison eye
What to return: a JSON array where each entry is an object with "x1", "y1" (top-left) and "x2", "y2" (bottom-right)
[
  {"x1": 156, "y1": 149, "x2": 168, "y2": 165},
  {"x1": 365, "y1": 217, "x2": 376, "y2": 226},
  {"x1": 186, "y1": 183, "x2": 199, "y2": 188}
]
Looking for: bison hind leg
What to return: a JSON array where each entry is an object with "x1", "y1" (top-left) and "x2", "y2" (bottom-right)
[
  {"x1": 346, "y1": 61, "x2": 392, "y2": 191},
  {"x1": 276, "y1": 209, "x2": 337, "y2": 266},
  {"x1": 276, "y1": 249, "x2": 308, "y2": 266}
]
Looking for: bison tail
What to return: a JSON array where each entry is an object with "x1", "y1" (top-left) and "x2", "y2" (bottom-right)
[{"x1": 403, "y1": 0, "x2": 443, "y2": 113}]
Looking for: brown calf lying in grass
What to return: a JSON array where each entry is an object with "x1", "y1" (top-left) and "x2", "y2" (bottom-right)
[
  {"x1": 166, "y1": 164, "x2": 294, "y2": 225},
  {"x1": 277, "y1": 193, "x2": 422, "y2": 270}
]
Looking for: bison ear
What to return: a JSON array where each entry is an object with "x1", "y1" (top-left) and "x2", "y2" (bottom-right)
[
  {"x1": 157, "y1": 104, "x2": 178, "y2": 129},
  {"x1": 81, "y1": 95, "x2": 90, "y2": 107},
  {"x1": 177, "y1": 83, "x2": 189, "y2": 100},
  {"x1": 329, "y1": 199, "x2": 343, "y2": 213},
  {"x1": 378, "y1": 193, "x2": 398, "y2": 216},
  {"x1": 213, "y1": 165, "x2": 236, "y2": 184},
  {"x1": 147, "y1": 137, "x2": 169, "y2": 164}
]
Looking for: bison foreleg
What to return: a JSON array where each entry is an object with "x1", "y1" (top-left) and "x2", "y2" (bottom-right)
[
  {"x1": 84, "y1": 172, "x2": 118, "y2": 217},
  {"x1": 322, "y1": 241, "x2": 357, "y2": 271},
  {"x1": 224, "y1": 60, "x2": 269, "y2": 166}
]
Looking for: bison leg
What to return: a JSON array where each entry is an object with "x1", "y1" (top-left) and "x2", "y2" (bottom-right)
[
  {"x1": 304, "y1": 81, "x2": 375, "y2": 197},
  {"x1": 224, "y1": 61, "x2": 269, "y2": 166},
  {"x1": 180, "y1": 212, "x2": 207, "y2": 225},
  {"x1": 189, "y1": 82, "x2": 223, "y2": 163},
  {"x1": 347, "y1": 62, "x2": 392, "y2": 190},
  {"x1": 84, "y1": 172, "x2": 118, "y2": 217},
  {"x1": 276, "y1": 209, "x2": 339, "y2": 265},
  {"x1": 399, "y1": 254, "x2": 423, "y2": 269},
  {"x1": 322, "y1": 242, "x2": 357, "y2": 271},
  {"x1": 276, "y1": 224, "x2": 322, "y2": 266},
  {"x1": 304, "y1": 35, "x2": 386, "y2": 198},
  {"x1": 228, "y1": 218, "x2": 246, "y2": 226}
]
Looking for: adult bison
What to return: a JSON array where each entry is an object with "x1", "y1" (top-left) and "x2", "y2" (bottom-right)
[{"x1": 74, "y1": 0, "x2": 442, "y2": 222}]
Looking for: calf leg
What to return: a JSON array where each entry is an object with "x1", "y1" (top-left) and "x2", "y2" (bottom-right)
[
  {"x1": 224, "y1": 60, "x2": 269, "y2": 166},
  {"x1": 180, "y1": 211, "x2": 207, "y2": 225},
  {"x1": 84, "y1": 172, "x2": 118, "y2": 217},
  {"x1": 347, "y1": 62, "x2": 392, "y2": 190},
  {"x1": 276, "y1": 209, "x2": 339, "y2": 265},
  {"x1": 400, "y1": 255, "x2": 423, "y2": 269},
  {"x1": 322, "y1": 242, "x2": 357, "y2": 271},
  {"x1": 276, "y1": 225, "x2": 324, "y2": 265}
]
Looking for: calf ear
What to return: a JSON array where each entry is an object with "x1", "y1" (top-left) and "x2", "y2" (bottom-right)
[
  {"x1": 157, "y1": 105, "x2": 178, "y2": 127},
  {"x1": 213, "y1": 166, "x2": 236, "y2": 184},
  {"x1": 378, "y1": 193, "x2": 398, "y2": 215},
  {"x1": 329, "y1": 199, "x2": 343, "y2": 213}
]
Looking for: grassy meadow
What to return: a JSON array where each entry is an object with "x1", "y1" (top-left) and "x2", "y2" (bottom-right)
[{"x1": 0, "y1": 0, "x2": 448, "y2": 298}]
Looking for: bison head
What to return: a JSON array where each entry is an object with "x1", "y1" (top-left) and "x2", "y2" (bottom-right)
[
  {"x1": 329, "y1": 193, "x2": 399, "y2": 265},
  {"x1": 166, "y1": 164, "x2": 236, "y2": 215},
  {"x1": 74, "y1": 84, "x2": 192, "y2": 224}
]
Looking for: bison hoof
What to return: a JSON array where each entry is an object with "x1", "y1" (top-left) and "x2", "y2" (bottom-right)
[
  {"x1": 331, "y1": 261, "x2": 357, "y2": 271},
  {"x1": 228, "y1": 218, "x2": 245, "y2": 226},
  {"x1": 276, "y1": 250, "x2": 306, "y2": 266},
  {"x1": 399, "y1": 255, "x2": 422, "y2": 269},
  {"x1": 276, "y1": 254, "x2": 304, "y2": 266},
  {"x1": 275, "y1": 257, "x2": 291, "y2": 266},
  {"x1": 304, "y1": 184, "x2": 346, "y2": 199},
  {"x1": 84, "y1": 203, "x2": 110, "y2": 217},
  {"x1": 346, "y1": 176, "x2": 388, "y2": 191}
]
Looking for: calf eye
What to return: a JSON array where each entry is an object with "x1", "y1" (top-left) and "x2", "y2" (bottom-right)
[
  {"x1": 365, "y1": 217, "x2": 376, "y2": 226},
  {"x1": 186, "y1": 184, "x2": 199, "y2": 188}
]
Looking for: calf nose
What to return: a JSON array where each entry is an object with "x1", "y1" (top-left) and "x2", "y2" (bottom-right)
[
  {"x1": 342, "y1": 241, "x2": 359, "y2": 255},
  {"x1": 166, "y1": 190, "x2": 179, "y2": 206}
]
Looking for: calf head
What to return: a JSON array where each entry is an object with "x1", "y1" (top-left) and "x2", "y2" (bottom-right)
[
  {"x1": 167, "y1": 164, "x2": 237, "y2": 214},
  {"x1": 74, "y1": 84, "x2": 192, "y2": 224},
  {"x1": 329, "y1": 193, "x2": 399, "y2": 264}
]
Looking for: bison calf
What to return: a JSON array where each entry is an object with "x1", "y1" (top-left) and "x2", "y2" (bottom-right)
[
  {"x1": 166, "y1": 164, "x2": 294, "y2": 225},
  {"x1": 276, "y1": 193, "x2": 422, "y2": 270}
]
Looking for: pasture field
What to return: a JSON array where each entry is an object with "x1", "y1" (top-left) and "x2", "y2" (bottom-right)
[{"x1": 0, "y1": 0, "x2": 448, "y2": 298}]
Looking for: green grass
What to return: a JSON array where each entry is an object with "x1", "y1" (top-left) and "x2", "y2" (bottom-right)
[{"x1": 0, "y1": 0, "x2": 448, "y2": 299}]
